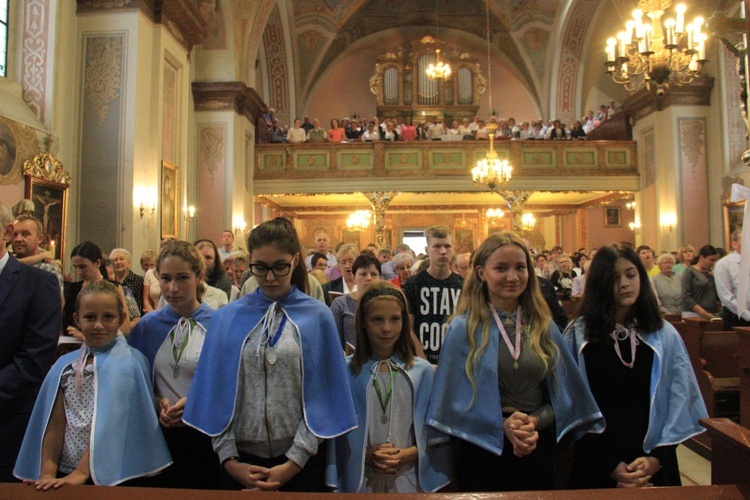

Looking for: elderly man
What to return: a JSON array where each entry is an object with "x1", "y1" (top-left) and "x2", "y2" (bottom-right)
[
  {"x1": 307, "y1": 119, "x2": 328, "y2": 143},
  {"x1": 455, "y1": 252, "x2": 471, "y2": 279},
  {"x1": 11, "y1": 215, "x2": 63, "y2": 297},
  {"x1": 304, "y1": 229, "x2": 337, "y2": 271},
  {"x1": 0, "y1": 200, "x2": 61, "y2": 481}
]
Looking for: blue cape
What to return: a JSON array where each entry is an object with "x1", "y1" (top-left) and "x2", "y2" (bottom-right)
[
  {"x1": 326, "y1": 356, "x2": 454, "y2": 492},
  {"x1": 128, "y1": 302, "x2": 214, "y2": 377},
  {"x1": 564, "y1": 318, "x2": 707, "y2": 452},
  {"x1": 426, "y1": 315, "x2": 604, "y2": 456},
  {"x1": 183, "y1": 286, "x2": 357, "y2": 438},
  {"x1": 13, "y1": 336, "x2": 172, "y2": 485}
]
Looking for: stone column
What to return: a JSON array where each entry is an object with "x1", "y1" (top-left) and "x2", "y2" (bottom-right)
[{"x1": 364, "y1": 191, "x2": 399, "y2": 250}]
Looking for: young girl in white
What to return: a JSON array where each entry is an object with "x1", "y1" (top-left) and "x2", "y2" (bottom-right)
[
  {"x1": 128, "y1": 240, "x2": 220, "y2": 489},
  {"x1": 14, "y1": 280, "x2": 170, "y2": 488},
  {"x1": 327, "y1": 281, "x2": 453, "y2": 493}
]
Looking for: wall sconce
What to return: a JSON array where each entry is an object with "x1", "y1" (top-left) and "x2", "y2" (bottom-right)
[
  {"x1": 626, "y1": 201, "x2": 636, "y2": 210},
  {"x1": 629, "y1": 221, "x2": 641, "y2": 232},
  {"x1": 660, "y1": 213, "x2": 677, "y2": 232},
  {"x1": 135, "y1": 187, "x2": 157, "y2": 218},
  {"x1": 521, "y1": 212, "x2": 536, "y2": 232},
  {"x1": 184, "y1": 204, "x2": 196, "y2": 220},
  {"x1": 233, "y1": 215, "x2": 247, "y2": 235}
]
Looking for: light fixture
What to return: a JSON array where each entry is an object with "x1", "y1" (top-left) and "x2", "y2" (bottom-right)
[
  {"x1": 185, "y1": 205, "x2": 196, "y2": 219},
  {"x1": 233, "y1": 216, "x2": 247, "y2": 236},
  {"x1": 425, "y1": 0, "x2": 451, "y2": 80},
  {"x1": 629, "y1": 220, "x2": 642, "y2": 231},
  {"x1": 605, "y1": 1, "x2": 708, "y2": 96},
  {"x1": 486, "y1": 208, "x2": 505, "y2": 219},
  {"x1": 660, "y1": 212, "x2": 677, "y2": 232},
  {"x1": 626, "y1": 201, "x2": 637, "y2": 210},
  {"x1": 471, "y1": 0, "x2": 513, "y2": 190},
  {"x1": 136, "y1": 187, "x2": 156, "y2": 218},
  {"x1": 521, "y1": 212, "x2": 536, "y2": 232},
  {"x1": 346, "y1": 210, "x2": 372, "y2": 232}
]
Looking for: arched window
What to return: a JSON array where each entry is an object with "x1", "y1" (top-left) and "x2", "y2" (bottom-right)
[
  {"x1": 457, "y1": 66, "x2": 473, "y2": 105},
  {"x1": 417, "y1": 53, "x2": 438, "y2": 105},
  {"x1": 0, "y1": 1, "x2": 8, "y2": 77},
  {"x1": 383, "y1": 66, "x2": 398, "y2": 105}
]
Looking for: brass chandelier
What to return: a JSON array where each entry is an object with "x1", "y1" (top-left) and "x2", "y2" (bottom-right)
[{"x1": 605, "y1": 1, "x2": 708, "y2": 96}]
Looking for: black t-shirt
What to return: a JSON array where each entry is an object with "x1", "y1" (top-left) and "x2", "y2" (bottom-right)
[{"x1": 402, "y1": 270, "x2": 463, "y2": 364}]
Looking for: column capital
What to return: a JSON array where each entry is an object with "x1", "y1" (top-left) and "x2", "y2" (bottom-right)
[
  {"x1": 192, "y1": 82, "x2": 266, "y2": 124},
  {"x1": 621, "y1": 77, "x2": 715, "y2": 122}
]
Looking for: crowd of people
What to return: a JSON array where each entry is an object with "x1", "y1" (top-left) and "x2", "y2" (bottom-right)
[
  {"x1": 4, "y1": 194, "x2": 737, "y2": 493},
  {"x1": 261, "y1": 102, "x2": 618, "y2": 144}
]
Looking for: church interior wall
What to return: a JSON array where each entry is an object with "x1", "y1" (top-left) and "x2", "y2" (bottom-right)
[{"x1": 585, "y1": 204, "x2": 636, "y2": 250}]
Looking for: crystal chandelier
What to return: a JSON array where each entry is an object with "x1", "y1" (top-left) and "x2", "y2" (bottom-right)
[
  {"x1": 346, "y1": 210, "x2": 371, "y2": 232},
  {"x1": 471, "y1": 0, "x2": 512, "y2": 190},
  {"x1": 426, "y1": 0, "x2": 451, "y2": 80},
  {"x1": 521, "y1": 212, "x2": 536, "y2": 232},
  {"x1": 605, "y1": 1, "x2": 708, "y2": 96},
  {"x1": 486, "y1": 208, "x2": 505, "y2": 220}
]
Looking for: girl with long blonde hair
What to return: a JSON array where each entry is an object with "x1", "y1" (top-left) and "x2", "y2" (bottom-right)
[{"x1": 427, "y1": 233, "x2": 602, "y2": 492}]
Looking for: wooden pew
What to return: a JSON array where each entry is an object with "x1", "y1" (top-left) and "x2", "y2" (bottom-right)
[
  {"x1": 701, "y1": 418, "x2": 750, "y2": 492},
  {"x1": 736, "y1": 327, "x2": 750, "y2": 427},
  {"x1": 695, "y1": 331, "x2": 740, "y2": 422}
]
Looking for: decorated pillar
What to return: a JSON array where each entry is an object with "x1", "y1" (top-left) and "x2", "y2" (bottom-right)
[
  {"x1": 499, "y1": 190, "x2": 531, "y2": 234},
  {"x1": 364, "y1": 191, "x2": 399, "y2": 250}
]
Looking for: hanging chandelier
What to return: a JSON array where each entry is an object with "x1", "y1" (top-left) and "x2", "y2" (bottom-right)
[
  {"x1": 521, "y1": 212, "x2": 536, "y2": 232},
  {"x1": 426, "y1": 0, "x2": 451, "y2": 80},
  {"x1": 605, "y1": 1, "x2": 708, "y2": 96},
  {"x1": 346, "y1": 210, "x2": 371, "y2": 232},
  {"x1": 471, "y1": 0, "x2": 512, "y2": 190}
]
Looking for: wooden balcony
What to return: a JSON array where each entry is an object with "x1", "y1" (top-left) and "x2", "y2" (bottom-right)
[{"x1": 254, "y1": 139, "x2": 638, "y2": 195}]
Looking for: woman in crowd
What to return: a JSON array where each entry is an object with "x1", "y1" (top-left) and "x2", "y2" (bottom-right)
[
  {"x1": 569, "y1": 120, "x2": 586, "y2": 139},
  {"x1": 572, "y1": 253, "x2": 588, "y2": 277},
  {"x1": 322, "y1": 243, "x2": 358, "y2": 305},
  {"x1": 183, "y1": 217, "x2": 356, "y2": 492},
  {"x1": 400, "y1": 117, "x2": 417, "y2": 141},
  {"x1": 327, "y1": 281, "x2": 453, "y2": 493},
  {"x1": 195, "y1": 239, "x2": 232, "y2": 300},
  {"x1": 389, "y1": 252, "x2": 415, "y2": 288},
  {"x1": 652, "y1": 253, "x2": 683, "y2": 315},
  {"x1": 331, "y1": 254, "x2": 381, "y2": 352},
  {"x1": 110, "y1": 248, "x2": 145, "y2": 316},
  {"x1": 672, "y1": 244, "x2": 695, "y2": 275},
  {"x1": 534, "y1": 253, "x2": 551, "y2": 279},
  {"x1": 64, "y1": 241, "x2": 131, "y2": 337},
  {"x1": 565, "y1": 244, "x2": 706, "y2": 488},
  {"x1": 327, "y1": 119, "x2": 346, "y2": 143},
  {"x1": 128, "y1": 240, "x2": 220, "y2": 489},
  {"x1": 427, "y1": 233, "x2": 603, "y2": 492},
  {"x1": 14, "y1": 281, "x2": 170, "y2": 487},
  {"x1": 551, "y1": 255, "x2": 577, "y2": 300},
  {"x1": 681, "y1": 244, "x2": 720, "y2": 319}
]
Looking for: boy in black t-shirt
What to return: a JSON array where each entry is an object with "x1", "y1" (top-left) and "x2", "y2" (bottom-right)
[{"x1": 402, "y1": 225, "x2": 463, "y2": 364}]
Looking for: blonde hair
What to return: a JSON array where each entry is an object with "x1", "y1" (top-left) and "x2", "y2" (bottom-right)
[{"x1": 456, "y1": 232, "x2": 558, "y2": 407}]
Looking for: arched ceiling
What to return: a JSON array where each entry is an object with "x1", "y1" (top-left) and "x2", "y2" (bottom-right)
[{"x1": 289, "y1": 0, "x2": 563, "y2": 112}]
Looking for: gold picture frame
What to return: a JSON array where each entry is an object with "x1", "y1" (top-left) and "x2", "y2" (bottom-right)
[
  {"x1": 161, "y1": 161, "x2": 180, "y2": 239},
  {"x1": 23, "y1": 153, "x2": 71, "y2": 265}
]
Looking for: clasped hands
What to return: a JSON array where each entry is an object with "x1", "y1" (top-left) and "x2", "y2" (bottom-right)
[
  {"x1": 224, "y1": 458, "x2": 301, "y2": 491},
  {"x1": 503, "y1": 411, "x2": 539, "y2": 457},
  {"x1": 610, "y1": 456, "x2": 661, "y2": 488},
  {"x1": 158, "y1": 397, "x2": 186, "y2": 428},
  {"x1": 365, "y1": 442, "x2": 418, "y2": 475}
]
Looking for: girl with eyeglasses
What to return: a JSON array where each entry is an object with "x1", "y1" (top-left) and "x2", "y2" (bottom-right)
[
  {"x1": 128, "y1": 240, "x2": 220, "y2": 489},
  {"x1": 184, "y1": 217, "x2": 356, "y2": 492}
]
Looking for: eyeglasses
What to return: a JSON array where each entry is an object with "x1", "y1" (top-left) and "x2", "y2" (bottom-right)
[{"x1": 249, "y1": 261, "x2": 294, "y2": 277}]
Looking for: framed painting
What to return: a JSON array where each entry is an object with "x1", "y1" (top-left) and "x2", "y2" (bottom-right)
[
  {"x1": 23, "y1": 153, "x2": 71, "y2": 264},
  {"x1": 604, "y1": 207, "x2": 621, "y2": 227},
  {"x1": 724, "y1": 200, "x2": 744, "y2": 248},
  {"x1": 454, "y1": 227, "x2": 475, "y2": 254},
  {"x1": 161, "y1": 161, "x2": 180, "y2": 239}
]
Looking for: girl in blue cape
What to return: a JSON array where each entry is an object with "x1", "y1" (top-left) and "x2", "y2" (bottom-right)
[
  {"x1": 128, "y1": 240, "x2": 220, "y2": 489},
  {"x1": 326, "y1": 281, "x2": 454, "y2": 493},
  {"x1": 14, "y1": 280, "x2": 171, "y2": 488},
  {"x1": 564, "y1": 244, "x2": 707, "y2": 488},
  {"x1": 426, "y1": 233, "x2": 604, "y2": 491},
  {"x1": 183, "y1": 217, "x2": 356, "y2": 491}
]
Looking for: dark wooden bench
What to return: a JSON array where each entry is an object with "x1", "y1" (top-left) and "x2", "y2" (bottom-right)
[
  {"x1": 696, "y1": 331, "x2": 740, "y2": 422},
  {"x1": 735, "y1": 327, "x2": 750, "y2": 427}
]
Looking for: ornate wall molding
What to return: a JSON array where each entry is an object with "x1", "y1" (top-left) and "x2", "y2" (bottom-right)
[
  {"x1": 198, "y1": 124, "x2": 225, "y2": 184},
  {"x1": 621, "y1": 77, "x2": 715, "y2": 122},
  {"x1": 84, "y1": 36, "x2": 123, "y2": 124},
  {"x1": 76, "y1": 0, "x2": 206, "y2": 52},
  {"x1": 192, "y1": 82, "x2": 265, "y2": 123},
  {"x1": 22, "y1": 0, "x2": 51, "y2": 123},
  {"x1": 261, "y1": 4, "x2": 289, "y2": 126}
]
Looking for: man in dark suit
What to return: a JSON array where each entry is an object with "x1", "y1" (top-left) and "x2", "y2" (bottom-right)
[{"x1": 0, "y1": 200, "x2": 61, "y2": 481}]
